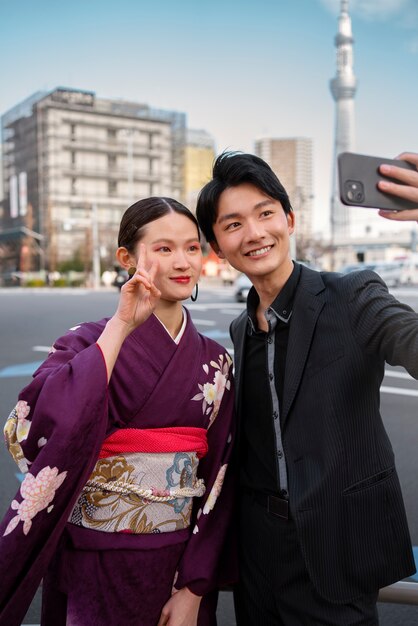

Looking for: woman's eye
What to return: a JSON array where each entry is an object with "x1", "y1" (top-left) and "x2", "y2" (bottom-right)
[
  {"x1": 261, "y1": 210, "x2": 273, "y2": 217},
  {"x1": 157, "y1": 246, "x2": 170, "y2": 253},
  {"x1": 226, "y1": 222, "x2": 240, "y2": 231},
  {"x1": 189, "y1": 245, "x2": 201, "y2": 252}
]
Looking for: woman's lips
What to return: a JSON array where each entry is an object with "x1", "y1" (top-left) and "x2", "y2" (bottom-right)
[{"x1": 170, "y1": 277, "x2": 191, "y2": 284}]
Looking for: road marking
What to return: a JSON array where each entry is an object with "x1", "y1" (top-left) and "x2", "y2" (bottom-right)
[
  {"x1": 380, "y1": 386, "x2": 418, "y2": 397},
  {"x1": 412, "y1": 547, "x2": 418, "y2": 582},
  {"x1": 193, "y1": 319, "x2": 216, "y2": 326},
  {"x1": 0, "y1": 361, "x2": 43, "y2": 378},
  {"x1": 220, "y1": 309, "x2": 244, "y2": 315},
  {"x1": 202, "y1": 330, "x2": 230, "y2": 339},
  {"x1": 385, "y1": 370, "x2": 415, "y2": 381}
]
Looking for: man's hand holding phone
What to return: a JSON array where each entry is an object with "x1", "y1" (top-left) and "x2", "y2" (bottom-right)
[{"x1": 378, "y1": 152, "x2": 418, "y2": 222}]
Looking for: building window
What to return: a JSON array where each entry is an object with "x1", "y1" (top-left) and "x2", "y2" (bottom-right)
[
  {"x1": 71, "y1": 151, "x2": 76, "y2": 166},
  {"x1": 108, "y1": 154, "x2": 117, "y2": 170},
  {"x1": 70, "y1": 124, "x2": 76, "y2": 140},
  {"x1": 108, "y1": 128, "x2": 117, "y2": 141},
  {"x1": 109, "y1": 180, "x2": 117, "y2": 197},
  {"x1": 71, "y1": 178, "x2": 77, "y2": 196}
]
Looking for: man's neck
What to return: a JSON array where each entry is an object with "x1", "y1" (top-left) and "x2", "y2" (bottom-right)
[{"x1": 251, "y1": 260, "x2": 294, "y2": 313}]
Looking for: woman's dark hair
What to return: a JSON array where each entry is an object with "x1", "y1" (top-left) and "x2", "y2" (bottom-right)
[
  {"x1": 196, "y1": 151, "x2": 292, "y2": 243},
  {"x1": 118, "y1": 197, "x2": 200, "y2": 252}
]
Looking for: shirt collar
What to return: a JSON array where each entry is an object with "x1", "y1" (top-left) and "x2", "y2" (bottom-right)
[{"x1": 246, "y1": 262, "x2": 301, "y2": 333}]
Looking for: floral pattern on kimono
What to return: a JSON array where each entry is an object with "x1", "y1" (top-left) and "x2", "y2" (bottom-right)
[
  {"x1": 4, "y1": 401, "x2": 33, "y2": 473},
  {"x1": 192, "y1": 353, "x2": 233, "y2": 428},
  {"x1": 4, "y1": 466, "x2": 68, "y2": 537},
  {"x1": 0, "y1": 310, "x2": 236, "y2": 625}
]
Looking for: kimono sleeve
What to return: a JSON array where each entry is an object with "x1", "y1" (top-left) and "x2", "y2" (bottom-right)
[
  {"x1": 0, "y1": 325, "x2": 109, "y2": 626},
  {"x1": 174, "y1": 354, "x2": 237, "y2": 596}
]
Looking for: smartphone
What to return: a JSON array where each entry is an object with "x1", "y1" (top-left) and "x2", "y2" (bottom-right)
[{"x1": 338, "y1": 152, "x2": 416, "y2": 211}]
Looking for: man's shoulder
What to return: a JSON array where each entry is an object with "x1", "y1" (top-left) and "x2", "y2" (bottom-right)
[{"x1": 302, "y1": 266, "x2": 383, "y2": 288}]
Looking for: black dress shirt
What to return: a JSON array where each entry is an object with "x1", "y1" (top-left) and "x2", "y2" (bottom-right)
[{"x1": 240, "y1": 262, "x2": 301, "y2": 495}]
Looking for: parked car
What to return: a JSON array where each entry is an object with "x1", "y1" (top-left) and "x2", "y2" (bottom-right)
[
  {"x1": 113, "y1": 269, "x2": 129, "y2": 290},
  {"x1": 339, "y1": 261, "x2": 403, "y2": 288},
  {"x1": 370, "y1": 261, "x2": 403, "y2": 288},
  {"x1": 234, "y1": 274, "x2": 252, "y2": 302}
]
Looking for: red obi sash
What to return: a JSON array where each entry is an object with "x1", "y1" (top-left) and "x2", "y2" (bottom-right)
[{"x1": 98, "y1": 427, "x2": 208, "y2": 460}]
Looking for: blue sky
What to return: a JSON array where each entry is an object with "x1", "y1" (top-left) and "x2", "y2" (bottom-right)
[{"x1": 1, "y1": 0, "x2": 417, "y2": 236}]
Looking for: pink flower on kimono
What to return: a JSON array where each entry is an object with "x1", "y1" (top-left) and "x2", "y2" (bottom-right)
[
  {"x1": 15, "y1": 400, "x2": 31, "y2": 443},
  {"x1": 203, "y1": 464, "x2": 227, "y2": 515},
  {"x1": 3, "y1": 465, "x2": 67, "y2": 536},
  {"x1": 214, "y1": 369, "x2": 227, "y2": 397}
]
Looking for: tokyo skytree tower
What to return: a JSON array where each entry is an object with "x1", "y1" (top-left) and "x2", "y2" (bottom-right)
[{"x1": 330, "y1": 0, "x2": 357, "y2": 241}]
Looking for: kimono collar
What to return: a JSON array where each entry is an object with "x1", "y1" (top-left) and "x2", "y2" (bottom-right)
[{"x1": 153, "y1": 307, "x2": 187, "y2": 344}]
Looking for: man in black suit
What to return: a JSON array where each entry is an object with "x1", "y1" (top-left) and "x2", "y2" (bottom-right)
[{"x1": 196, "y1": 152, "x2": 418, "y2": 625}]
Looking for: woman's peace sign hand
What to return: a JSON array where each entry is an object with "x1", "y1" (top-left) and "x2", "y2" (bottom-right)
[{"x1": 115, "y1": 243, "x2": 161, "y2": 332}]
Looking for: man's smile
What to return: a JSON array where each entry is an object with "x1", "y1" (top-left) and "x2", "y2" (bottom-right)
[{"x1": 245, "y1": 245, "x2": 273, "y2": 257}]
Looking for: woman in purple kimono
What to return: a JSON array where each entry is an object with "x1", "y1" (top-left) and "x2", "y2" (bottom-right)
[{"x1": 0, "y1": 198, "x2": 236, "y2": 626}]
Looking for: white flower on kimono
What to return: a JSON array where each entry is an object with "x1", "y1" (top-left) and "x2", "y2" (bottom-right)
[
  {"x1": 3, "y1": 465, "x2": 67, "y2": 537},
  {"x1": 192, "y1": 353, "x2": 232, "y2": 424},
  {"x1": 15, "y1": 400, "x2": 31, "y2": 443},
  {"x1": 203, "y1": 382, "x2": 216, "y2": 405},
  {"x1": 203, "y1": 464, "x2": 227, "y2": 515}
]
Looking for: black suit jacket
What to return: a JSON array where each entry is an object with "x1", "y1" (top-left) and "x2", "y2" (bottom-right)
[{"x1": 231, "y1": 264, "x2": 417, "y2": 603}]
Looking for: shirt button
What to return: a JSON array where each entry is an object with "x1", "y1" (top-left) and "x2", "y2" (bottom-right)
[
  {"x1": 273, "y1": 411, "x2": 279, "y2": 420},
  {"x1": 283, "y1": 309, "x2": 287, "y2": 316},
  {"x1": 277, "y1": 450, "x2": 283, "y2": 459},
  {"x1": 267, "y1": 336, "x2": 273, "y2": 344},
  {"x1": 269, "y1": 372, "x2": 274, "y2": 381}
]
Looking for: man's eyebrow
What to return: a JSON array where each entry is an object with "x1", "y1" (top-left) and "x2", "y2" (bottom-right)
[
  {"x1": 217, "y1": 212, "x2": 241, "y2": 225},
  {"x1": 217, "y1": 199, "x2": 274, "y2": 224}
]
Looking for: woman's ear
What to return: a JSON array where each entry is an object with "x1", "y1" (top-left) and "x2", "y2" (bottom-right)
[{"x1": 116, "y1": 246, "x2": 135, "y2": 269}]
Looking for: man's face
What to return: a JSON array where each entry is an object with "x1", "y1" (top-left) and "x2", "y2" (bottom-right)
[{"x1": 211, "y1": 183, "x2": 295, "y2": 283}]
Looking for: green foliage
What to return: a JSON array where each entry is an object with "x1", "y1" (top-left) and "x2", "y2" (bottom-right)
[{"x1": 57, "y1": 250, "x2": 85, "y2": 273}]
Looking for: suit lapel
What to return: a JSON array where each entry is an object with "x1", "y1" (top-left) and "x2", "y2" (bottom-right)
[
  {"x1": 230, "y1": 311, "x2": 247, "y2": 414},
  {"x1": 281, "y1": 268, "x2": 326, "y2": 426}
]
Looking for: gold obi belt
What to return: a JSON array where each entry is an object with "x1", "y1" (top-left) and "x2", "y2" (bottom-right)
[{"x1": 69, "y1": 427, "x2": 208, "y2": 535}]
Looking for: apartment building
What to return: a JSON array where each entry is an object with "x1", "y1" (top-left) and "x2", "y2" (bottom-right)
[{"x1": 0, "y1": 87, "x2": 186, "y2": 273}]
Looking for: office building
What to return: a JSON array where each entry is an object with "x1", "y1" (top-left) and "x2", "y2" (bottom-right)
[
  {"x1": 255, "y1": 137, "x2": 313, "y2": 243},
  {"x1": 0, "y1": 87, "x2": 186, "y2": 274}
]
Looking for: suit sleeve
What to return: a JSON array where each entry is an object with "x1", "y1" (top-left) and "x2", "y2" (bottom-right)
[{"x1": 347, "y1": 270, "x2": 418, "y2": 378}]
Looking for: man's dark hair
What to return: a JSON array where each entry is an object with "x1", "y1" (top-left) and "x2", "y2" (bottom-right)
[{"x1": 196, "y1": 151, "x2": 292, "y2": 243}]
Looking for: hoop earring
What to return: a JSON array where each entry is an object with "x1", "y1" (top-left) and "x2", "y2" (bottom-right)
[
  {"x1": 191, "y1": 283, "x2": 199, "y2": 302},
  {"x1": 128, "y1": 266, "x2": 136, "y2": 277}
]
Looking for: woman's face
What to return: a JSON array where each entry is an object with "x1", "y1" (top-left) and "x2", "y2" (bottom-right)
[{"x1": 133, "y1": 212, "x2": 202, "y2": 302}]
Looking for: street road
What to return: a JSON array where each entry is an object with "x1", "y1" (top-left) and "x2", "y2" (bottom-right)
[{"x1": 0, "y1": 284, "x2": 417, "y2": 625}]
